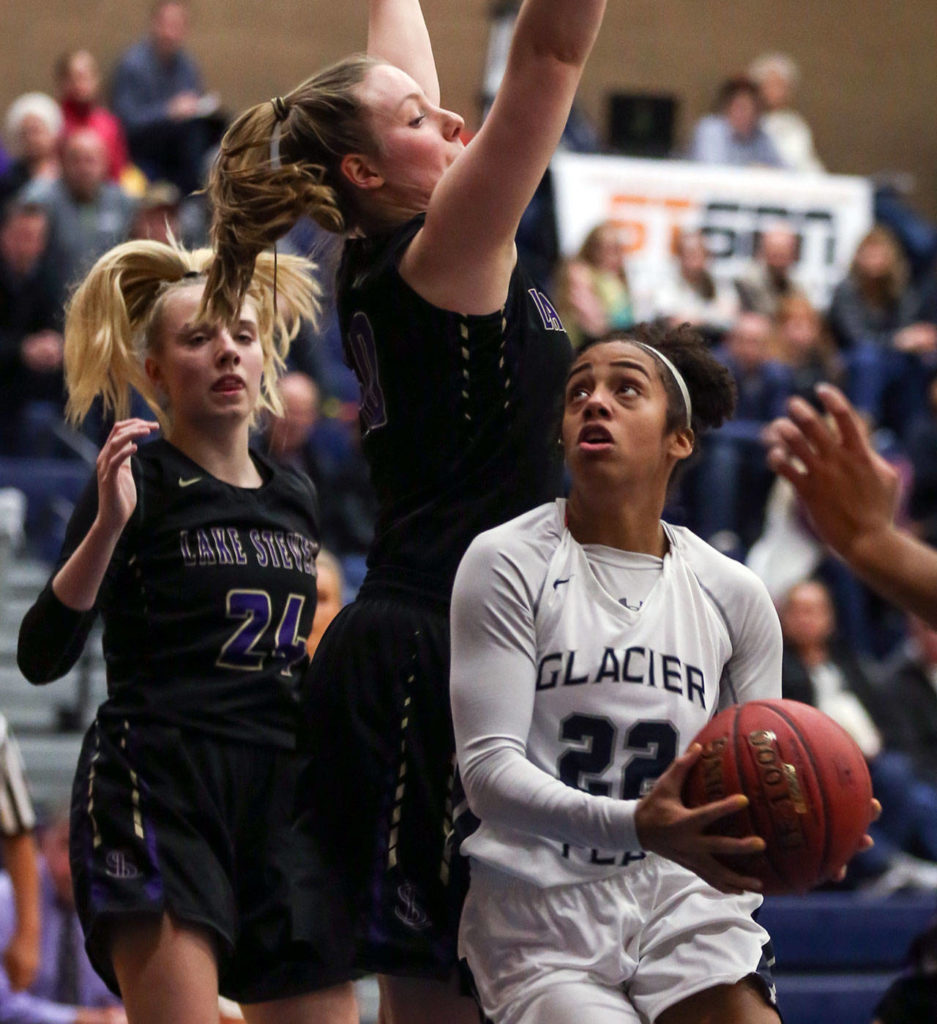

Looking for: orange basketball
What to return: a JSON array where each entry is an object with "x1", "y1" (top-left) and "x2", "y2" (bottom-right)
[{"x1": 682, "y1": 699, "x2": 874, "y2": 894}]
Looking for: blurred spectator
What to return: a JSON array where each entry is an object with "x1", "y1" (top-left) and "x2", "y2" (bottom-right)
[
  {"x1": 872, "y1": 912, "x2": 937, "y2": 1024},
  {"x1": 735, "y1": 223, "x2": 807, "y2": 317},
  {"x1": 306, "y1": 548, "x2": 346, "y2": 657},
  {"x1": 649, "y1": 227, "x2": 739, "y2": 342},
  {"x1": 828, "y1": 226, "x2": 924, "y2": 350},
  {"x1": 746, "y1": 471, "x2": 826, "y2": 605},
  {"x1": 129, "y1": 179, "x2": 207, "y2": 249},
  {"x1": 828, "y1": 225, "x2": 936, "y2": 436},
  {"x1": 0, "y1": 202, "x2": 66, "y2": 456},
  {"x1": 748, "y1": 52, "x2": 824, "y2": 174},
  {"x1": 127, "y1": 180, "x2": 180, "y2": 244},
  {"x1": 264, "y1": 372, "x2": 321, "y2": 469},
  {"x1": 0, "y1": 94, "x2": 62, "y2": 208},
  {"x1": 779, "y1": 579, "x2": 937, "y2": 894},
  {"x1": 262, "y1": 371, "x2": 376, "y2": 587},
  {"x1": 873, "y1": 181, "x2": 937, "y2": 286},
  {"x1": 768, "y1": 293, "x2": 842, "y2": 402},
  {"x1": 878, "y1": 616, "x2": 937, "y2": 787},
  {"x1": 23, "y1": 129, "x2": 136, "y2": 298},
  {"x1": 687, "y1": 76, "x2": 787, "y2": 169},
  {"x1": 780, "y1": 580, "x2": 893, "y2": 748},
  {"x1": 0, "y1": 807, "x2": 125, "y2": 1023},
  {"x1": 54, "y1": 50, "x2": 129, "y2": 186},
  {"x1": 690, "y1": 311, "x2": 791, "y2": 556},
  {"x1": 555, "y1": 220, "x2": 634, "y2": 348},
  {"x1": 0, "y1": 714, "x2": 40, "y2": 994},
  {"x1": 111, "y1": 0, "x2": 220, "y2": 195}
]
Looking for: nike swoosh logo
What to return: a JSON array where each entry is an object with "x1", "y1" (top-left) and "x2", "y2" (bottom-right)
[
  {"x1": 178, "y1": 476, "x2": 203, "y2": 488},
  {"x1": 553, "y1": 576, "x2": 572, "y2": 590}
]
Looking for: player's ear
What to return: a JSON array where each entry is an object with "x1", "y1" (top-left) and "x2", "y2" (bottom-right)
[
  {"x1": 669, "y1": 427, "x2": 694, "y2": 461},
  {"x1": 340, "y1": 153, "x2": 384, "y2": 191},
  {"x1": 144, "y1": 356, "x2": 164, "y2": 392}
]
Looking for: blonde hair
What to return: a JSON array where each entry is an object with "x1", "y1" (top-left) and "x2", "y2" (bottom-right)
[
  {"x1": 204, "y1": 54, "x2": 381, "y2": 326},
  {"x1": 577, "y1": 221, "x2": 629, "y2": 283},
  {"x1": 64, "y1": 239, "x2": 320, "y2": 431}
]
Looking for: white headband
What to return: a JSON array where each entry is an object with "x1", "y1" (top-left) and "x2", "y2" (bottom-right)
[{"x1": 633, "y1": 342, "x2": 693, "y2": 430}]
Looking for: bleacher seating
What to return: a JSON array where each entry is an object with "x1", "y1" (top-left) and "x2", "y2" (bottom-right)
[
  {"x1": 761, "y1": 893, "x2": 935, "y2": 1023},
  {"x1": 0, "y1": 548, "x2": 101, "y2": 812}
]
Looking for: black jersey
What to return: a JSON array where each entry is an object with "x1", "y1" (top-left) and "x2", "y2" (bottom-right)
[
  {"x1": 18, "y1": 439, "x2": 319, "y2": 748},
  {"x1": 338, "y1": 214, "x2": 572, "y2": 603}
]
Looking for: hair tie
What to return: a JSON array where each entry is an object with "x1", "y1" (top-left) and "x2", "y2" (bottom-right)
[{"x1": 271, "y1": 96, "x2": 289, "y2": 122}]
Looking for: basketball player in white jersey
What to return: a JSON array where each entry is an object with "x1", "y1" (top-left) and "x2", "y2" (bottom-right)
[{"x1": 450, "y1": 325, "x2": 784, "y2": 1023}]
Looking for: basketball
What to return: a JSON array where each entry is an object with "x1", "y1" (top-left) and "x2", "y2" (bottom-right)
[{"x1": 682, "y1": 699, "x2": 874, "y2": 894}]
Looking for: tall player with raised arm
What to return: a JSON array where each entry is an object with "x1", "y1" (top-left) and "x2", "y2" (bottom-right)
[{"x1": 203, "y1": 1, "x2": 606, "y2": 1020}]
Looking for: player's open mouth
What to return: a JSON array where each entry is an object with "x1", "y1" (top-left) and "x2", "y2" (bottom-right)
[
  {"x1": 212, "y1": 376, "x2": 245, "y2": 393},
  {"x1": 577, "y1": 424, "x2": 613, "y2": 449}
]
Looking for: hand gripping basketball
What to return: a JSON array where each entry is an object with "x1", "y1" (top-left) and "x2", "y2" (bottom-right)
[{"x1": 682, "y1": 699, "x2": 875, "y2": 894}]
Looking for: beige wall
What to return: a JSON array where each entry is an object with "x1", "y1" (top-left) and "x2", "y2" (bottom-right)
[{"x1": 4, "y1": 1, "x2": 937, "y2": 215}]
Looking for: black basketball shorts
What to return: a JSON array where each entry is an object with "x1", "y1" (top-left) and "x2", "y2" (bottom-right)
[
  {"x1": 293, "y1": 590, "x2": 469, "y2": 978},
  {"x1": 70, "y1": 717, "x2": 355, "y2": 1002}
]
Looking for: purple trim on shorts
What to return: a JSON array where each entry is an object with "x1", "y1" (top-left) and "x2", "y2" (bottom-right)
[
  {"x1": 125, "y1": 721, "x2": 165, "y2": 904},
  {"x1": 361, "y1": 746, "x2": 399, "y2": 949}
]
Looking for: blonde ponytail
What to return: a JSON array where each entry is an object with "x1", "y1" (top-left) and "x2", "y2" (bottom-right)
[{"x1": 64, "y1": 239, "x2": 320, "y2": 430}]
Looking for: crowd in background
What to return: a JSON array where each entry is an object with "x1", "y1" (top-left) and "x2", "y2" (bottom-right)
[{"x1": 3, "y1": 3, "x2": 937, "y2": 888}]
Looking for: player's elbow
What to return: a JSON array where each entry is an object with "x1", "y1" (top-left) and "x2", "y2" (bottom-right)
[
  {"x1": 515, "y1": 1, "x2": 604, "y2": 70},
  {"x1": 16, "y1": 656, "x2": 59, "y2": 687},
  {"x1": 16, "y1": 634, "x2": 64, "y2": 686}
]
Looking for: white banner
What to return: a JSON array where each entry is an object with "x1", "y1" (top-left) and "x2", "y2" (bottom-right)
[{"x1": 550, "y1": 153, "x2": 874, "y2": 315}]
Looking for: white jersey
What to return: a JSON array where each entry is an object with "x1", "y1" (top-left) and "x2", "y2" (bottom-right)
[{"x1": 450, "y1": 499, "x2": 782, "y2": 887}]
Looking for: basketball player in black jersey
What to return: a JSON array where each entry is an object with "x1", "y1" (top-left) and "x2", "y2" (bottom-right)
[
  {"x1": 17, "y1": 241, "x2": 357, "y2": 1024},
  {"x1": 203, "y1": 1, "x2": 608, "y2": 1020}
]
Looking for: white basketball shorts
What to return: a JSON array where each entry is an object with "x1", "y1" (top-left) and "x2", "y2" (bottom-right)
[{"x1": 459, "y1": 853, "x2": 776, "y2": 1024}]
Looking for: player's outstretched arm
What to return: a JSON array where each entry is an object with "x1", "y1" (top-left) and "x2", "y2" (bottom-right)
[
  {"x1": 52, "y1": 419, "x2": 158, "y2": 612},
  {"x1": 405, "y1": 0, "x2": 607, "y2": 315},
  {"x1": 367, "y1": 0, "x2": 440, "y2": 104},
  {"x1": 634, "y1": 744, "x2": 768, "y2": 895},
  {"x1": 767, "y1": 384, "x2": 937, "y2": 628}
]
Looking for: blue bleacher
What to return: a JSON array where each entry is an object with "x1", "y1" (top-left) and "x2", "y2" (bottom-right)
[
  {"x1": 0, "y1": 456, "x2": 92, "y2": 564},
  {"x1": 760, "y1": 893, "x2": 935, "y2": 1023}
]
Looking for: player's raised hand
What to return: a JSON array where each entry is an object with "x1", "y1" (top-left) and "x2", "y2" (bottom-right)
[
  {"x1": 634, "y1": 744, "x2": 766, "y2": 895},
  {"x1": 766, "y1": 384, "x2": 900, "y2": 564},
  {"x1": 95, "y1": 419, "x2": 159, "y2": 536}
]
